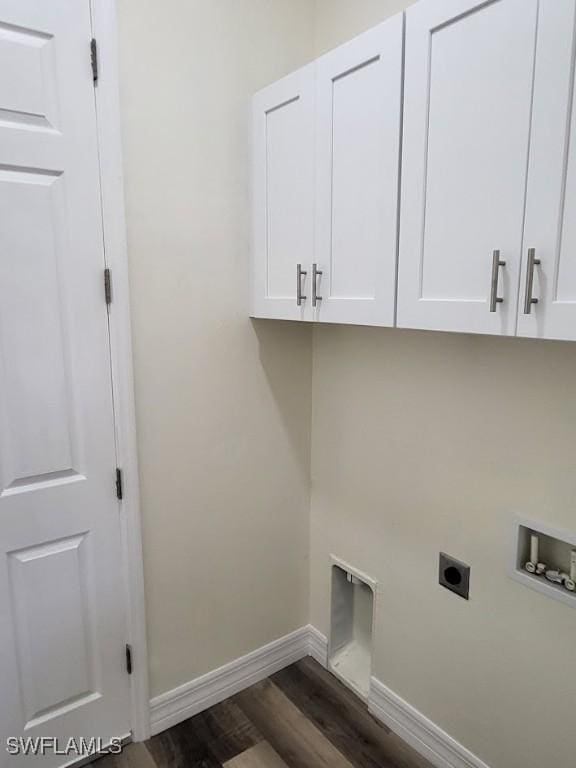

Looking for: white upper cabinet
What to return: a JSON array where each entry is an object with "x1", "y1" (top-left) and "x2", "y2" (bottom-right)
[
  {"x1": 312, "y1": 17, "x2": 403, "y2": 326},
  {"x1": 251, "y1": 65, "x2": 315, "y2": 321},
  {"x1": 251, "y1": 0, "x2": 576, "y2": 342},
  {"x1": 398, "y1": 0, "x2": 539, "y2": 336},
  {"x1": 518, "y1": 0, "x2": 576, "y2": 341}
]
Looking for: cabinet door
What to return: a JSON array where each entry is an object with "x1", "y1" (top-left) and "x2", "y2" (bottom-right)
[
  {"x1": 313, "y1": 17, "x2": 403, "y2": 326},
  {"x1": 398, "y1": 0, "x2": 538, "y2": 335},
  {"x1": 251, "y1": 66, "x2": 315, "y2": 321},
  {"x1": 518, "y1": 0, "x2": 576, "y2": 341}
]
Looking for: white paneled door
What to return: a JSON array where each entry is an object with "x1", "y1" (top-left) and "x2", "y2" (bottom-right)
[
  {"x1": 0, "y1": 1, "x2": 130, "y2": 765},
  {"x1": 398, "y1": 0, "x2": 539, "y2": 335},
  {"x1": 251, "y1": 65, "x2": 315, "y2": 321},
  {"x1": 518, "y1": 0, "x2": 576, "y2": 341},
  {"x1": 313, "y1": 16, "x2": 403, "y2": 326}
]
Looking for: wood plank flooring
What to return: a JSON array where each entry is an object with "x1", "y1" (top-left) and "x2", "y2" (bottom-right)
[{"x1": 96, "y1": 658, "x2": 432, "y2": 768}]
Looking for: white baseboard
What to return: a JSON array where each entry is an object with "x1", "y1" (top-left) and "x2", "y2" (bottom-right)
[
  {"x1": 150, "y1": 625, "x2": 490, "y2": 768},
  {"x1": 369, "y1": 677, "x2": 491, "y2": 768},
  {"x1": 149, "y1": 625, "x2": 318, "y2": 736},
  {"x1": 307, "y1": 625, "x2": 328, "y2": 667},
  {"x1": 307, "y1": 629, "x2": 489, "y2": 768}
]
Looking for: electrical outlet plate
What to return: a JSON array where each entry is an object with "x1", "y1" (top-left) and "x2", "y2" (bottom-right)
[{"x1": 439, "y1": 552, "x2": 470, "y2": 600}]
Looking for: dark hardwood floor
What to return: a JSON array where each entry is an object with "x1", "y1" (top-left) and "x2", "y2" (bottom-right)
[{"x1": 97, "y1": 657, "x2": 432, "y2": 768}]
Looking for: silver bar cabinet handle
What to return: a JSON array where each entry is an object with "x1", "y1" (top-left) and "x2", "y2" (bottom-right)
[
  {"x1": 489, "y1": 250, "x2": 506, "y2": 312},
  {"x1": 523, "y1": 248, "x2": 541, "y2": 315},
  {"x1": 312, "y1": 263, "x2": 323, "y2": 307},
  {"x1": 296, "y1": 263, "x2": 307, "y2": 306}
]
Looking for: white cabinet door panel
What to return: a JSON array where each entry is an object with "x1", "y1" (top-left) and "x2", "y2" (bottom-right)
[
  {"x1": 313, "y1": 16, "x2": 403, "y2": 326},
  {"x1": 398, "y1": 0, "x2": 539, "y2": 335},
  {"x1": 518, "y1": 0, "x2": 576, "y2": 341},
  {"x1": 251, "y1": 66, "x2": 314, "y2": 321}
]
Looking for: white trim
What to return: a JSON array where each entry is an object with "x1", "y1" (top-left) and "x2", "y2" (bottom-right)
[
  {"x1": 307, "y1": 625, "x2": 328, "y2": 668},
  {"x1": 329, "y1": 554, "x2": 378, "y2": 593},
  {"x1": 90, "y1": 0, "x2": 150, "y2": 742},
  {"x1": 149, "y1": 626, "x2": 320, "y2": 736},
  {"x1": 149, "y1": 626, "x2": 491, "y2": 768},
  {"x1": 369, "y1": 677, "x2": 491, "y2": 768}
]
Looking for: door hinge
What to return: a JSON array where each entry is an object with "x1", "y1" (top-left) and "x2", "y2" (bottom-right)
[
  {"x1": 104, "y1": 268, "x2": 112, "y2": 305},
  {"x1": 116, "y1": 468, "x2": 123, "y2": 501},
  {"x1": 91, "y1": 38, "x2": 98, "y2": 84},
  {"x1": 125, "y1": 644, "x2": 133, "y2": 675}
]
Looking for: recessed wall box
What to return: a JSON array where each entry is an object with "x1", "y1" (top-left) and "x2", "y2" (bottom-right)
[
  {"x1": 328, "y1": 557, "x2": 376, "y2": 701},
  {"x1": 511, "y1": 516, "x2": 576, "y2": 609}
]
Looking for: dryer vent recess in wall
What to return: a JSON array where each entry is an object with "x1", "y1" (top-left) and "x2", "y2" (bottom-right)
[
  {"x1": 328, "y1": 558, "x2": 376, "y2": 701},
  {"x1": 439, "y1": 553, "x2": 470, "y2": 600}
]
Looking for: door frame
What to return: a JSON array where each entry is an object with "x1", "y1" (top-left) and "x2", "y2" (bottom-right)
[{"x1": 90, "y1": 0, "x2": 150, "y2": 742}]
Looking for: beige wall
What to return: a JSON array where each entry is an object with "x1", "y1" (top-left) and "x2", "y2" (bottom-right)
[
  {"x1": 313, "y1": 0, "x2": 416, "y2": 54},
  {"x1": 311, "y1": 329, "x2": 576, "y2": 768},
  {"x1": 117, "y1": 2, "x2": 576, "y2": 765},
  {"x1": 117, "y1": 0, "x2": 314, "y2": 697},
  {"x1": 311, "y1": 7, "x2": 576, "y2": 768}
]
